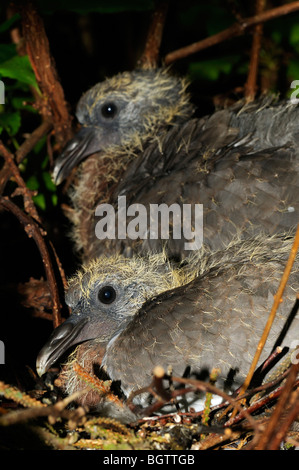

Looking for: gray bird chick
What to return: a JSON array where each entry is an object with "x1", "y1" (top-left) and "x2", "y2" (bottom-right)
[
  {"x1": 36, "y1": 234, "x2": 299, "y2": 420},
  {"x1": 53, "y1": 69, "x2": 299, "y2": 261}
]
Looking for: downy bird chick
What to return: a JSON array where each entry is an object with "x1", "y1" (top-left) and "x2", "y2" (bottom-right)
[
  {"x1": 37, "y1": 233, "x2": 299, "y2": 422},
  {"x1": 53, "y1": 69, "x2": 299, "y2": 261}
]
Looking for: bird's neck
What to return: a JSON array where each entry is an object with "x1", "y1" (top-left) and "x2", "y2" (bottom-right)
[{"x1": 68, "y1": 148, "x2": 133, "y2": 260}]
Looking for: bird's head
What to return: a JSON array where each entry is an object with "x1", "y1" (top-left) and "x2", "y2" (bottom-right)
[
  {"x1": 53, "y1": 68, "x2": 193, "y2": 184},
  {"x1": 36, "y1": 252, "x2": 184, "y2": 377}
]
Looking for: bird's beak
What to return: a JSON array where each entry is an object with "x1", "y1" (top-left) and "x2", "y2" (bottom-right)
[
  {"x1": 52, "y1": 126, "x2": 102, "y2": 185},
  {"x1": 36, "y1": 314, "x2": 97, "y2": 377}
]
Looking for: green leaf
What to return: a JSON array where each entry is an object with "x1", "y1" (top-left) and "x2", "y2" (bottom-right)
[
  {"x1": 0, "y1": 13, "x2": 20, "y2": 33},
  {"x1": 0, "y1": 55, "x2": 39, "y2": 89},
  {"x1": 33, "y1": 193, "x2": 46, "y2": 211},
  {"x1": 189, "y1": 56, "x2": 239, "y2": 82},
  {"x1": 0, "y1": 111, "x2": 21, "y2": 135},
  {"x1": 11, "y1": 96, "x2": 36, "y2": 113},
  {"x1": 289, "y1": 23, "x2": 299, "y2": 47},
  {"x1": 0, "y1": 44, "x2": 17, "y2": 63},
  {"x1": 26, "y1": 174, "x2": 40, "y2": 191},
  {"x1": 34, "y1": 136, "x2": 47, "y2": 155},
  {"x1": 42, "y1": 171, "x2": 56, "y2": 192},
  {"x1": 51, "y1": 193, "x2": 58, "y2": 206}
]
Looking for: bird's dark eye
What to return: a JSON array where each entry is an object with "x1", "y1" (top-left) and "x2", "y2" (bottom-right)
[
  {"x1": 98, "y1": 285, "x2": 116, "y2": 304},
  {"x1": 101, "y1": 102, "x2": 118, "y2": 119}
]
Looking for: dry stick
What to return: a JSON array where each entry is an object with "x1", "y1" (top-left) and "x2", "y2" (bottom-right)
[
  {"x1": 135, "y1": 372, "x2": 259, "y2": 431},
  {"x1": 0, "y1": 120, "x2": 53, "y2": 196},
  {"x1": 244, "y1": 0, "x2": 266, "y2": 101},
  {"x1": 173, "y1": 376, "x2": 260, "y2": 431},
  {"x1": 0, "y1": 141, "x2": 40, "y2": 223},
  {"x1": 268, "y1": 391, "x2": 299, "y2": 450},
  {"x1": 152, "y1": 366, "x2": 172, "y2": 401},
  {"x1": 0, "y1": 139, "x2": 68, "y2": 302},
  {"x1": 164, "y1": 1, "x2": 299, "y2": 64},
  {"x1": 226, "y1": 378, "x2": 299, "y2": 428},
  {"x1": 0, "y1": 389, "x2": 87, "y2": 427},
  {"x1": 253, "y1": 361, "x2": 299, "y2": 449},
  {"x1": 0, "y1": 197, "x2": 62, "y2": 328},
  {"x1": 19, "y1": 1, "x2": 73, "y2": 147},
  {"x1": 16, "y1": 120, "x2": 53, "y2": 164},
  {"x1": 230, "y1": 224, "x2": 299, "y2": 421},
  {"x1": 138, "y1": 1, "x2": 169, "y2": 68}
]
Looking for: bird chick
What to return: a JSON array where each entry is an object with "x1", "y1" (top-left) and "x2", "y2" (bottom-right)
[
  {"x1": 53, "y1": 68, "x2": 192, "y2": 185},
  {"x1": 53, "y1": 69, "x2": 299, "y2": 261},
  {"x1": 36, "y1": 234, "x2": 299, "y2": 420}
]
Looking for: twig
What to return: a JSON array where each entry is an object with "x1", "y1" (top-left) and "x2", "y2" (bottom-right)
[
  {"x1": 0, "y1": 386, "x2": 86, "y2": 427},
  {"x1": 260, "y1": 346, "x2": 283, "y2": 372},
  {"x1": 152, "y1": 366, "x2": 172, "y2": 401},
  {"x1": 225, "y1": 379, "x2": 299, "y2": 428},
  {"x1": 202, "y1": 368, "x2": 220, "y2": 426},
  {"x1": 16, "y1": 119, "x2": 53, "y2": 164},
  {"x1": 170, "y1": 376, "x2": 259, "y2": 431},
  {"x1": 131, "y1": 372, "x2": 260, "y2": 431},
  {"x1": 266, "y1": 390, "x2": 299, "y2": 450},
  {"x1": 0, "y1": 197, "x2": 62, "y2": 327},
  {"x1": 72, "y1": 361, "x2": 125, "y2": 409},
  {"x1": 138, "y1": 1, "x2": 169, "y2": 68},
  {"x1": 244, "y1": 0, "x2": 266, "y2": 101},
  {"x1": 235, "y1": 224, "x2": 299, "y2": 403},
  {"x1": 253, "y1": 361, "x2": 299, "y2": 449},
  {"x1": 0, "y1": 141, "x2": 40, "y2": 223},
  {"x1": 164, "y1": 1, "x2": 299, "y2": 64},
  {"x1": 0, "y1": 121, "x2": 53, "y2": 197},
  {"x1": 19, "y1": 1, "x2": 73, "y2": 148},
  {"x1": 0, "y1": 381, "x2": 46, "y2": 409}
]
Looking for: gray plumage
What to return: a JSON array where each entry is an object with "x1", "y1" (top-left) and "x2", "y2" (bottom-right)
[
  {"x1": 53, "y1": 69, "x2": 299, "y2": 261},
  {"x1": 37, "y1": 68, "x2": 299, "y2": 422},
  {"x1": 36, "y1": 234, "x2": 299, "y2": 420}
]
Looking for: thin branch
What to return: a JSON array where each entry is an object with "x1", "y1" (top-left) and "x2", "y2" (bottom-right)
[
  {"x1": 0, "y1": 197, "x2": 62, "y2": 328},
  {"x1": 152, "y1": 366, "x2": 172, "y2": 401},
  {"x1": 244, "y1": 0, "x2": 266, "y2": 101},
  {"x1": 164, "y1": 1, "x2": 299, "y2": 64},
  {"x1": 18, "y1": 1, "x2": 73, "y2": 148},
  {"x1": 236, "y1": 224, "x2": 299, "y2": 401},
  {"x1": 138, "y1": 1, "x2": 169, "y2": 68},
  {"x1": 268, "y1": 391, "x2": 299, "y2": 449},
  {"x1": 16, "y1": 119, "x2": 53, "y2": 164},
  {"x1": 130, "y1": 371, "x2": 260, "y2": 431},
  {"x1": 0, "y1": 120, "x2": 53, "y2": 197},
  {"x1": 0, "y1": 141, "x2": 40, "y2": 223},
  {"x1": 253, "y1": 361, "x2": 299, "y2": 449},
  {"x1": 225, "y1": 379, "x2": 299, "y2": 428}
]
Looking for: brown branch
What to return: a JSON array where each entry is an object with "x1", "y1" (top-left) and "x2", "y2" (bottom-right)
[
  {"x1": 0, "y1": 120, "x2": 53, "y2": 198},
  {"x1": 130, "y1": 371, "x2": 260, "y2": 431},
  {"x1": 253, "y1": 361, "x2": 299, "y2": 449},
  {"x1": 138, "y1": 1, "x2": 169, "y2": 68},
  {"x1": 268, "y1": 391, "x2": 299, "y2": 449},
  {"x1": 0, "y1": 197, "x2": 62, "y2": 328},
  {"x1": 244, "y1": 0, "x2": 266, "y2": 101},
  {"x1": 0, "y1": 388, "x2": 86, "y2": 427},
  {"x1": 225, "y1": 379, "x2": 299, "y2": 428},
  {"x1": 0, "y1": 141, "x2": 41, "y2": 223},
  {"x1": 16, "y1": 119, "x2": 53, "y2": 164},
  {"x1": 169, "y1": 376, "x2": 259, "y2": 431},
  {"x1": 18, "y1": 1, "x2": 73, "y2": 148},
  {"x1": 164, "y1": 1, "x2": 299, "y2": 64},
  {"x1": 152, "y1": 366, "x2": 172, "y2": 401},
  {"x1": 235, "y1": 224, "x2": 299, "y2": 402}
]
